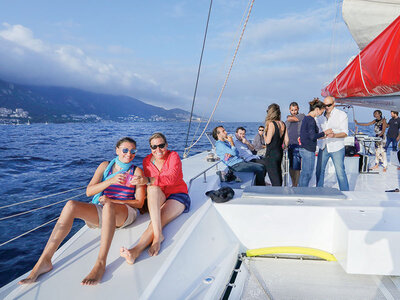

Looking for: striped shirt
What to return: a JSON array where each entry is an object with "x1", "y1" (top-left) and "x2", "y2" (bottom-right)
[{"x1": 103, "y1": 165, "x2": 136, "y2": 200}]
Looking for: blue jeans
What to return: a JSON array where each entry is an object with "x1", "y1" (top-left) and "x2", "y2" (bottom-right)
[
  {"x1": 298, "y1": 148, "x2": 315, "y2": 187},
  {"x1": 316, "y1": 147, "x2": 349, "y2": 191},
  {"x1": 385, "y1": 137, "x2": 398, "y2": 151},
  {"x1": 231, "y1": 161, "x2": 266, "y2": 186}
]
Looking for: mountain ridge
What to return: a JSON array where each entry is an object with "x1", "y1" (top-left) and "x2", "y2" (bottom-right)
[{"x1": 0, "y1": 79, "x2": 196, "y2": 123}]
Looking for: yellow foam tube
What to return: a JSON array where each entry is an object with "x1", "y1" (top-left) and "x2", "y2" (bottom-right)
[{"x1": 246, "y1": 246, "x2": 337, "y2": 261}]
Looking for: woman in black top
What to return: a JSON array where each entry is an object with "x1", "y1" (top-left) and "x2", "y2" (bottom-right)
[
  {"x1": 263, "y1": 103, "x2": 289, "y2": 186},
  {"x1": 298, "y1": 99, "x2": 332, "y2": 187}
]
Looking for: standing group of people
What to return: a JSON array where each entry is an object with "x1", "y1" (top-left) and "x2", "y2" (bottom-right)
[
  {"x1": 355, "y1": 110, "x2": 400, "y2": 172},
  {"x1": 19, "y1": 133, "x2": 190, "y2": 285},
  {"x1": 286, "y1": 96, "x2": 350, "y2": 191},
  {"x1": 213, "y1": 96, "x2": 350, "y2": 191}
]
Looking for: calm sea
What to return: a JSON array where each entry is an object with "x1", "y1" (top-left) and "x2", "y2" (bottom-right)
[{"x1": 0, "y1": 121, "x2": 264, "y2": 287}]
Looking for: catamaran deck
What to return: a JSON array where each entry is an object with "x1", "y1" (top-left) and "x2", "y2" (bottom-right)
[{"x1": 1, "y1": 151, "x2": 400, "y2": 299}]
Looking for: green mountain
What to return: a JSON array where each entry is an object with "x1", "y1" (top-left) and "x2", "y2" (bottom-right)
[{"x1": 0, "y1": 79, "x2": 195, "y2": 123}]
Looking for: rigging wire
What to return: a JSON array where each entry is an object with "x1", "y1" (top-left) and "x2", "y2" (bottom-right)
[
  {"x1": 0, "y1": 217, "x2": 59, "y2": 248},
  {"x1": 183, "y1": 0, "x2": 255, "y2": 157},
  {"x1": 184, "y1": 0, "x2": 253, "y2": 158},
  {"x1": 184, "y1": 0, "x2": 213, "y2": 152},
  {"x1": 0, "y1": 192, "x2": 86, "y2": 221},
  {"x1": 0, "y1": 186, "x2": 86, "y2": 210}
]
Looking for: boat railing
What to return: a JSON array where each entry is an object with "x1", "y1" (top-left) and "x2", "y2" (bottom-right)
[
  {"x1": 282, "y1": 149, "x2": 289, "y2": 186},
  {"x1": 187, "y1": 160, "x2": 222, "y2": 192},
  {"x1": 0, "y1": 187, "x2": 87, "y2": 248}
]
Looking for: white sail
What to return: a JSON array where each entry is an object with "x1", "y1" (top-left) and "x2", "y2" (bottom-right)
[{"x1": 342, "y1": 0, "x2": 400, "y2": 50}]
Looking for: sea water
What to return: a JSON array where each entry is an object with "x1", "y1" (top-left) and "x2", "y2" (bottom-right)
[{"x1": 0, "y1": 121, "x2": 261, "y2": 287}]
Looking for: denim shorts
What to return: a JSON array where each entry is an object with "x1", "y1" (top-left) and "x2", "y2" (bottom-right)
[
  {"x1": 167, "y1": 193, "x2": 191, "y2": 213},
  {"x1": 288, "y1": 144, "x2": 301, "y2": 170}
]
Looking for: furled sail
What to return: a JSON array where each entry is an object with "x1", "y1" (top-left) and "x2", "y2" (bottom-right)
[
  {"x1": 322, "y1": 15, "x2": 400, "y2": 99},
  {"x1": 343, "y1": 0, "x2": 400, "y2": 50}
]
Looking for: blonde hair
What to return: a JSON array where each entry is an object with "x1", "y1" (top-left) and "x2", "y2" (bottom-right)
[
  {"x1": 149, "y1": 132, "x2": 167, "y2": 145},
  {"x1": 265, "y1": 103, "x2": 281, "y2": 127}
]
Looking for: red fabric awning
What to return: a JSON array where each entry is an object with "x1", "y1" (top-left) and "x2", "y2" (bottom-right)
[{"x1": 322, "y1": 15, "x2": 400, "y2": 98}]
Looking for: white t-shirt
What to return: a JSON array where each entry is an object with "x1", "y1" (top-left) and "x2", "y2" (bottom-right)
[{"x1": 316, "y1": 108, "x2": 348, "y2": 153}]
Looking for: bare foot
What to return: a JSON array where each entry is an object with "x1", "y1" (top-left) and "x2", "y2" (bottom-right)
[
  {"x1": 148, "y1": 235, "x2": 164, "y2": 257},
  {"x1": 383, "y1": 168, "x2": 387, "y2": 172},
  {"x1": 81, "y1": 261, "x2": 105, "y2": 285},
  {"x1": 18, "y1": 258, "x2": 53, "y2": 284},
  {"x1": 120, "y1": 246, "x2": 141, "y2": 265}
]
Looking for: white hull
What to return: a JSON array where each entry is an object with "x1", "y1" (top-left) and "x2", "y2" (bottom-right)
[{"x1": 2, "y1": 151, "x2": 400, "y2": 299}]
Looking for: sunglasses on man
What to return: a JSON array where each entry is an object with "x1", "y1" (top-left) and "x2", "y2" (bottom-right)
[{"x1": 150, "y1": 143, "x2": 166, "y2": 150}]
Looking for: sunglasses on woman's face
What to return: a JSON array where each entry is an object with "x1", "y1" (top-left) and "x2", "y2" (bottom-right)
[
  {"x1": 150, "y1": 143, "x2": 166, "y2": 150},
  {"x1": 121, "y1": 148, "x2": 137, "y2": 154}
]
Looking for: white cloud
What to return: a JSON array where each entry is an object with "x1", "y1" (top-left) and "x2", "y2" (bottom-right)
[
  {"x1": 0, "y1": 23, "x2": 47, "y2": 52},
  {"x1": 0, "y1": 23, "x2": 189, "y2": 108}
]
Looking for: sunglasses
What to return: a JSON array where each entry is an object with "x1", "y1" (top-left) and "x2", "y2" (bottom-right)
[
  {"x1": 258, "y1": 129, "x2": 264, "y2": 131},
  {"x1": 150, "y1": 143, "x2": 166, "y2": 150},
  {"x1": 121, "y1": 148, "x2": 137, "y2": 154},
  {"x1": 325, "y1": 103, "x2": 334, "y2": 107}
]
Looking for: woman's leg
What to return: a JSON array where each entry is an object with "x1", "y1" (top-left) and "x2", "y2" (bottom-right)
[
  {"x1": 82, "y1": 201, "x2": 128, "y2": 285},
  {"x1": 19, "y1": 201, "x2": 99, "y2": 284},
  {"x1": 146, "y1": 186, "x2": 167, "y2": 253},
  {"x1": 121, "y1": 199, "x2": 185, "y2": 264}
]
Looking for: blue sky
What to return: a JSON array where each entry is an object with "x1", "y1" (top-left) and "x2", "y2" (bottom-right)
[{"x1": 0, "y1": 0, "x2": 379, "y2": 121}]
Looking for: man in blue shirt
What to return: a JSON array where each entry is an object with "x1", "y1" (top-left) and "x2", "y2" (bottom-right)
[{"x1": 212, "y1": 126, "x2": 266, "y2": 186}]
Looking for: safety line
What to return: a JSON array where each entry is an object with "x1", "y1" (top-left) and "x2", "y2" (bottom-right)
[{"x1": 0, "y1": 186, "x2": 86, "y2": 210}]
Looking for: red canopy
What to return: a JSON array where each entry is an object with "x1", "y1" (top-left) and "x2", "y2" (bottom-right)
[{"x1": 322, "y1": 15, "x2": 400, "y2": 98}]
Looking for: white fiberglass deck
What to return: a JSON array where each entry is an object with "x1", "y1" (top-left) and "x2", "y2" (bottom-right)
[{"x1": 2, "y1": 151, "x2": 400, "y2": 299}]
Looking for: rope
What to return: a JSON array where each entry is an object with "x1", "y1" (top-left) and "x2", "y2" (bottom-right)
[
  {"x1": 183, "y1": 0, "x2": 255, "y2": 157},
  {"x1": 184, "y1": 0, "x2": 213, "y2": 151},
  {"x1": 0, "y1": 186, "x2": 86, "y2": 210},
  {"x1": 358, "y1": 54, "x2": 372, "y2": 95},
  {"x1": 184, "y1": 0, "x2": 253, "y2": 158},
  {"x1": 0, "y1": 192, "x2": 86, "y2": 221},
  {"x1": 0, "y1": 217, "x2": 59, "y2": 248}
]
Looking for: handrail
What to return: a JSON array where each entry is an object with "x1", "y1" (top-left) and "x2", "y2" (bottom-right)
[
  {"x1": 0, "y1": 192, "x2": 86, "y2": 221},
  {"x1": 0, "y1": 186, "x2": 86, "y2": 210},
  {"x1": 187, "y1": 160, "x2": 222, "y2": 192}
]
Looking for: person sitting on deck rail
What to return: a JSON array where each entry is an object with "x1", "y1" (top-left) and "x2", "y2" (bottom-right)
[
  {"x1": 19, "y1": 137, "x2": 146, "y2": 286},
  {"x1": 233, "y1": 126, "x2": 268, "y2": 171},
  {"x1": 252, "y1": 125, "x2": 266, "y2": 156},
  {"x1": 212, "y1": 126, "x2": 266, "y2": 186},
  {"x1": 120, "y1": 132, "x2": 190, "y2": 264}
]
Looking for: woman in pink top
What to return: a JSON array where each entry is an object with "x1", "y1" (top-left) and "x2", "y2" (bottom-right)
[{"x1": 120, "y1": 133, "x2": 190, "y2": 264}]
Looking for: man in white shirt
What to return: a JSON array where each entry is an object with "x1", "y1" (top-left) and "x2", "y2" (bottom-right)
[{"x1": 315, "y1": 96, "x2": 349, "y2": 191}]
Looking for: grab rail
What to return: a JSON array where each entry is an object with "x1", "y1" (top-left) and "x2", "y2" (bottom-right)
[{"x1": 187, "y1": 160, "x2": 222, "y2": 192}]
